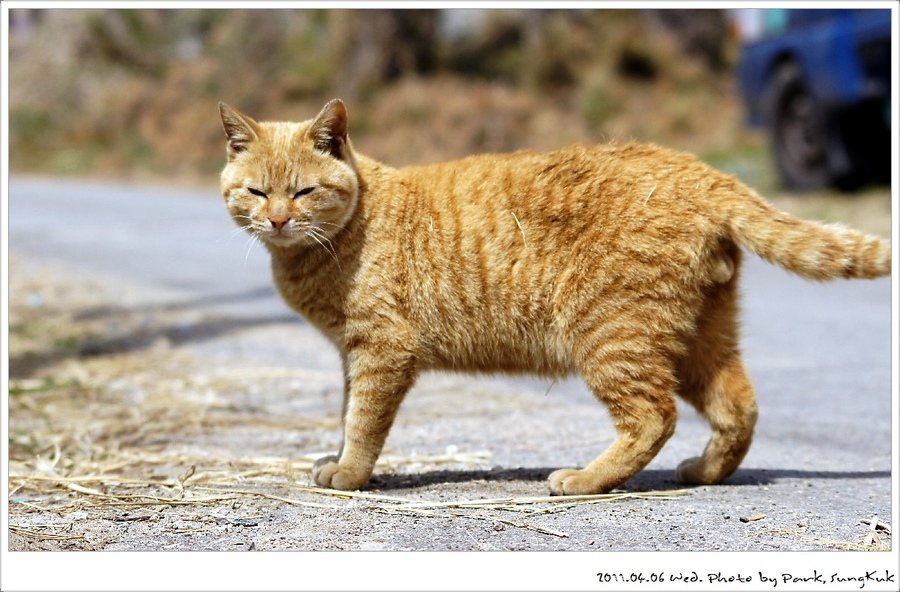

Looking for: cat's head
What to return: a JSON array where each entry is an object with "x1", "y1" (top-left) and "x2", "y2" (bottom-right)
[{"x1": 218, "y1": 99, "x2": 360, "y2": 250}]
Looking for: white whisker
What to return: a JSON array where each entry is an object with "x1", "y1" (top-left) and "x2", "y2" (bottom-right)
[
  {"x1": 308, "y1": 228, "x2": 336, "y2": 257},
  {"x1": 317, "y1": 221, "x2": 351, "y2": 237},
  {"x1": 228, "y1": 224, "x2": 254, "y2": 240},
  {"x1": 216, "y1": 221, "x2": 255, "y2": 245},
  {"x1": 307, "y1": 226, "x2": 340, "y2": 269},
  {"x1": 244, "y1": 231, "x2": 262, "y2": 265}
]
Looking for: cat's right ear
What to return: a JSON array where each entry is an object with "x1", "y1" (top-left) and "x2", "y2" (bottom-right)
[{"x1": 219, "y1": 102, "x2": 260, "y2": 160}]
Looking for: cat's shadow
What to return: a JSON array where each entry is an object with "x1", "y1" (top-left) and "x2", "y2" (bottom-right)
[{"x1": 369, "y1": 467, "x2": 891, "y2": 492}]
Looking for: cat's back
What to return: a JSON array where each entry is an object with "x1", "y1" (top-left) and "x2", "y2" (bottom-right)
[
  {"x1": 396, "y1": 143, "x2": 605, "y2": 200},
  {"x1": 355, "y1": 142, "x2": 722, "y2": 372},
  {"x1": 392, "y1": 141, "x2": 711, "y2": 212},
  {"x1": 381, "y1": 141, "x2": 718, "y2": 251}
]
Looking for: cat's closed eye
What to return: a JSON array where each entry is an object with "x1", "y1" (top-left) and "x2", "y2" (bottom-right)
[
  {"x1": 294, "y1": 187, "x2": 315, "y2": 198},
  {"x1": 248, "y1": 187, "x2": 268, "y2": 198}
]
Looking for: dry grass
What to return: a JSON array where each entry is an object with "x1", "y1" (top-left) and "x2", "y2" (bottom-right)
[
  {"x1": 9, "y1": 10, "x2": 750, "y2": 181},
  {"x1": 9, "y1": 395, "x2": 690, "y2": 543},
  {"x1": 10, "y1": 447, "x2": 690, "y2": 543}
]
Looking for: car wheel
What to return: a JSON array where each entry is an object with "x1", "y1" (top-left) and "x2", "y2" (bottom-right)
[{"x1": 767, "y1": 63, "x2": 830, "y2": 191}]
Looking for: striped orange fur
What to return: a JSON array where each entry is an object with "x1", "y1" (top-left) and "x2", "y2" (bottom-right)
[{"x1": 219, "y1": 100, "x2": 891, "y2": 494}]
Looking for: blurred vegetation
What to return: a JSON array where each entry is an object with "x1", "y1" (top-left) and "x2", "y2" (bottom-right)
[{"x1": 8, "y1": 9, "x2": 767, "y2": 185}]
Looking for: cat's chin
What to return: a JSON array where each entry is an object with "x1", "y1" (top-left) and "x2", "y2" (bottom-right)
[{"x1": 263, "y1": 234, "x2": 302, "y2": 249}]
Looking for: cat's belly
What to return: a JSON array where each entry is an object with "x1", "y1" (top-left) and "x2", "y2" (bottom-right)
[{"x1": 420, "y1": 318, "x2": 574, "y2": 377}]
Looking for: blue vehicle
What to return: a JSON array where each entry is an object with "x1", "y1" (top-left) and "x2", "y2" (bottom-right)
[{"x1": 736, "y1": 9, "x2": 891, "y2": 190}]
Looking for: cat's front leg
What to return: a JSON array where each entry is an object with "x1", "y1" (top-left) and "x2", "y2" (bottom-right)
[{"x1": 312, "y1": 349, "x2": 416, "y2": 491}]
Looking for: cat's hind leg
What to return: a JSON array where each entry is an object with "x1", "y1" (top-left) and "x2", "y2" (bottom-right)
[
  {"x1": 549, "y1": 325, "x2": 679, "y2": 495},
  {"x1": 675, "y1": 264, "x2": 758, "y2": 485},
  {"x1": 676, "y1": 354, "x2": 758, "y2": 485}
]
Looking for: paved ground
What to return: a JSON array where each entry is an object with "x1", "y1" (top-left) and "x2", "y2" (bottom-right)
[{"x1": 4, "y1": 177, "x2": 896, "y2": 590}]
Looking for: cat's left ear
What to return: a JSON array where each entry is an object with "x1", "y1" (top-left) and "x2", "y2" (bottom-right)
[
  {"x1": 219, "y1": 102, "x2": 260, "y2": 160},
  {"x1": 308, "y1": 99, "x2": 350, "y2": 161}
]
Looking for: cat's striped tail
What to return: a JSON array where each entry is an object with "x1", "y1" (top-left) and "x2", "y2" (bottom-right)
[{"x1": 719, "y1": 186, "x2": 891, "y2": 281}]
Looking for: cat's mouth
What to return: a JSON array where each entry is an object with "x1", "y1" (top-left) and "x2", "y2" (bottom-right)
[
  {"x1": 264, "y1": 230, "x2": 299, "y2": 247},
  {"x1": 263, "y1": 226, "x2": 322, "y2": 250},
  {"x1": 257, "y1": 219, "x2": 337, "y2": 251}
]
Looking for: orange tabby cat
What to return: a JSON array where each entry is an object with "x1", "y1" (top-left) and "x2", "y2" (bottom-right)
[{"x1": 219, "y1": 99, "x2": 891, "y2": 495}]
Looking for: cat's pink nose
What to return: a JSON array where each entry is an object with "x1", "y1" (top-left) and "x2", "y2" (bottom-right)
[{"x1": 269, "y1": 214, "x2": 289, "y2": 231}]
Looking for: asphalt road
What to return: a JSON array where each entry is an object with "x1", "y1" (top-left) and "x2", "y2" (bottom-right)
[
  {"x1": 8, "y1": 177, "x2": 287, "y2": 314},
  {"x1": 5, "y1": 177, "x2": 896, "y2": 582}
]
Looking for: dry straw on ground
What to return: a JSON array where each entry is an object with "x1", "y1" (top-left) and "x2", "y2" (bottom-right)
[{"x1": 10, "y1": 428, "x2": 690, "y2": 544}]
